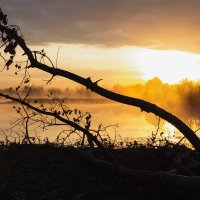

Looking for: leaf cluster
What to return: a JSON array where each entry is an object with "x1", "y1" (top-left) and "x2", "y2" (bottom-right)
[{"x1": 0, "y1": 8, "x2": 20, "y2": 69}]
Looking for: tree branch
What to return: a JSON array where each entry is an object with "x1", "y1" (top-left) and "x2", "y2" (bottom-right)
[
  {"x1": 0, "y1": 92, "x2": 119, "y2": 165},
  {"x1": 0, "y1": 19, "x2": 200, "y2": 152}
]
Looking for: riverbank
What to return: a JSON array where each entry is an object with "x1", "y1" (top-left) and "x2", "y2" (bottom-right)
[{"x1": 0, "y1": 144, "x2": 199, "y2": 199}]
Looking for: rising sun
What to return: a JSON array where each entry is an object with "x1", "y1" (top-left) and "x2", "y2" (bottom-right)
[{"x1": 135, "y1": 49, "x2": 200, "y2": 84}]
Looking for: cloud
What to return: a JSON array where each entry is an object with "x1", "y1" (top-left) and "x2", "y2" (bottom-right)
[{"x1": 1, "y1": 0, "x2": 200, "y2": 52}]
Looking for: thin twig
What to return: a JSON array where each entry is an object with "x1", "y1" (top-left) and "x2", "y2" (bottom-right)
[{"x1": 56, "y1": 46, "x2": 62, "y2": 68}]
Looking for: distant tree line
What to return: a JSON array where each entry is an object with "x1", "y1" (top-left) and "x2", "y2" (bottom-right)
[
  {"x1": 1, "y1": 77, "x2": 199, "y2": 111},
  {"x1": 113, "y1": 77, "x2": 200, "y2": 114}
]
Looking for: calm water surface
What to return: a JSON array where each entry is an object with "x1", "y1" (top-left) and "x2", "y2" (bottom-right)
[{"x1": 0, "y1": 101, "x2": 199, "y2": 145}]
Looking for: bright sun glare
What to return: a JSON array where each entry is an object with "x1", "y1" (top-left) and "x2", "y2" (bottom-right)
[{"x1": 135, "y1": 49, "x2": 200, "y2": 83}]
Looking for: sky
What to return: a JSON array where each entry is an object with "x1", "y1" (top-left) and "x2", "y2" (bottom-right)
[{"x1": 1, "y1": 0, "x2": 200, "y2": 88}]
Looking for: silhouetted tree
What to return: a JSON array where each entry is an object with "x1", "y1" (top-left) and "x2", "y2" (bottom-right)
[
  {"x1": 1, "y1": 7, "x2": 200, "y2": 188},
  {"x1": 0, "y1": 8, "x2": 199, "y2": 151}
]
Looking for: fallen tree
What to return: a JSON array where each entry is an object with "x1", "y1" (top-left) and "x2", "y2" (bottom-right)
[
  {"x1": 0, "y1": 8, "x2": 199, "y2": 151},
  {"x1": 0, "y1": 5, "x2": 200, "y2": 188},
  {"x1": 1, "y1": 7, "x2": 200, "y2": 189}
]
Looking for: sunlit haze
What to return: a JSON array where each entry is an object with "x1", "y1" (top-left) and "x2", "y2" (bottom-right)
[
  {"x1": 0, "y1": 44, "x2": 200, "y2": 88},
  {"x1": 27, "y1": 45, "x2": 200, "y2": 85},
  {"x1": 1, "y1": 0, "x2": 200, "y2": 87},
  {"x1": 135, "y1": 49, "x2": 200, "y2": 83}
]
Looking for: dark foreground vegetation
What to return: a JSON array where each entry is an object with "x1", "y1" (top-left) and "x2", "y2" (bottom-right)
[{"x1": 0, "y1": 143, "x2": 200, "y2": 200}]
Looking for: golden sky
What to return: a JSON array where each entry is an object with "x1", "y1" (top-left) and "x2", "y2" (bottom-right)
[{"x1": 1, "y1": 0, "x2": 200, "y2": 87}]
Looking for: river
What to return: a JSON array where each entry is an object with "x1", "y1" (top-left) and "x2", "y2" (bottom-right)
[{"x1": 0, "y1": 100, "x2": 199, "y2": 146}]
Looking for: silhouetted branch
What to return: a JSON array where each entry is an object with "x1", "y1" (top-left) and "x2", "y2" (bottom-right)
[
  {"x1": 0, "y1": 8, "x2": 200, "y2": 152},
  {"x1": 0, "y1": 91, "x2": 119, "y2": 165},
  {"x1": 56, "y1": 46, "x2": 62, "y2": 68},
  {"x1": 2, "y1": 91, "x2": 200, "y2": 189}
]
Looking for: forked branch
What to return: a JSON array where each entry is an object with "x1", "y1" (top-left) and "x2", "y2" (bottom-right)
[
  {"x1": 0, "y1": 8, "x2": 200, "y2": 151},
  {"x1": 0, "y1": 92, "x2": 119, "y2": 165}
]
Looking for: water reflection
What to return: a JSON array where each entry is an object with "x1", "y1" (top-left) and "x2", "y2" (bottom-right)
[{"x1": 0, "y1": 101, "x2": 199, "y2": 145}]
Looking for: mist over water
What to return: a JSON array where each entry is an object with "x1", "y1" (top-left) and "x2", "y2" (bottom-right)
[{"x1": 0, "y1": 77, "x2": 200, "y2": 145}]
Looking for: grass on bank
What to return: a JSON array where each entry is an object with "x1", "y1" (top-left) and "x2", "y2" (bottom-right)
[{"x1": 0, "y1": 139, "x2": 200, "y2": 200}]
